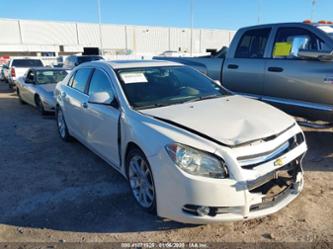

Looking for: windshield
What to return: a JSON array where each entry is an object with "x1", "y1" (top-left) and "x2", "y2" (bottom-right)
[
  {"x1": 116, "y1": 66, "x2": 230, "y2": 109},
  {"x1": 35, "y1": 70, "x2": 68, "y2": 84},
  {"x1": 12, "y1": 59, "x2": 43, "y2": 67}
]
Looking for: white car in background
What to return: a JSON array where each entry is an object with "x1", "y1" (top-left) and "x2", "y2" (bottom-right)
[
  {"x1": 159, "y1": 50, "x2": 185, "y2": 57},
  {"x1": 55, "y1": 60, "x2": 307, "y2": 224},
  {"x1": 7, "y1": 58, "x2": 44, "y2": 88},
  {"x1": 16, "y1": 68, "x2": 68, "y2": 114}
]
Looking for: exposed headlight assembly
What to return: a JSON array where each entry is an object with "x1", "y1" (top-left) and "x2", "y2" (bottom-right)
[{"x1": 165, "y1": 143, "x2": 228, "y2": 179}]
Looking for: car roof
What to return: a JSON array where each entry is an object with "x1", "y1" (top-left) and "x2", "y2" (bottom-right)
[
  {"x1": 89, "y1": 60, "x2": 182, "y2": 69},
  {"x1": 239, "y1": 22, "x2": 322, "y2": 30},
  {"x1": 30, "y1": 67, "x2": 68, "y2": 71},
  {"x1": 70, "y1": 55, "x2": 103, "y2": 58}
]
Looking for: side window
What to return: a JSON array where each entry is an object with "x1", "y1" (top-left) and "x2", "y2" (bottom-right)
[
  {"x1": 88, "y1": 69, "x2": 114, "y2": 96},
  {"x1": 26, "y1": 71, "x2": 35, "y2": 82},
  {"x1": 235, "y1": 28, "x2": 271, "y2": 58},
  {"x1": 72, "y1": 68, "x2": 93, "y2": 93},
  {"x1": 67, "y1": 73, "x2": 75, "y2": 87},
  {"x1": 272, "y1": 27, "x2": 328, "y2": 59}
]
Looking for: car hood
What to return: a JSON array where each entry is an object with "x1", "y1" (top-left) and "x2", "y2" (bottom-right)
[
  {"x1": 36, "y1": 83, "x2": 56, "y2": 95},
  {"x1": 140, "y1": 95, "x2": 295, "y2": 146}
]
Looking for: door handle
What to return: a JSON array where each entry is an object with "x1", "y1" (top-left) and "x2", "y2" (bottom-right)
[
  {"x1": 268, "y1": 67, "x2": 284, "y2": 72},
  {"x1": 228, "y1": 64, "x2": 239, "y2": 69},
  {"x1": 82, "y1": 102, "x2": 88, "y2": 108}
]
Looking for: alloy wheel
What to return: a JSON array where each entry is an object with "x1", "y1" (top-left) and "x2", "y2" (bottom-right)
[{"x1": 128, "y1": 154, "x2": 155, "y2": 208}]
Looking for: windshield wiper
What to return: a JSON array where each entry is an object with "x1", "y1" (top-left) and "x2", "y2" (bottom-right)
[
  {"x1": 135, "y1": 103, "x2": 170, "y2": 110},
  {"x1": 181, "y1": 94, "x2": 222, "y2": 104}
]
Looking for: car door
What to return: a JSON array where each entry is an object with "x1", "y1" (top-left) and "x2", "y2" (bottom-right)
[
  {"x1": 84, "y1": 68, "x2": 121, "y2": 167},
  {"x1": 222, "y1": 28, "x2": 271, "y2": 97},
  {"x1": 23, "y1": 70, "x2": 38, "y2": 106},
  {"x1": 20, "y1": 70, "x2": 35, "y2": 105},
  {"x1": 63, "y1": 67, "x2": 93, "y2": 142},
  {"x1": 263, "y1": 26, "x2": 333, "y2": 115}
]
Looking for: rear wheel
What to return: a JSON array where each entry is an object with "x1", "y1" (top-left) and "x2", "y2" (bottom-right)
[
  {"x1": 56, "y1": 107, "x2": 71, "y2": 141},
  {"x1": 35, "y1": 96, "x2": 46, "y2": 115},
  {"x1": 126, "y1": 147, "x2": 157, "y2": 213}
]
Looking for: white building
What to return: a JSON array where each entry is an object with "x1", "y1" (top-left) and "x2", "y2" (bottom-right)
[{"x1": 0, "y1": 18, "x2": 235, "y2": 57}]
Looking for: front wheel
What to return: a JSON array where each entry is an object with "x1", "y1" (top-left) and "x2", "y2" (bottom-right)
[
  {"x1": 35, "y1": 96, "x2": 47, "y2": 115},
  {"x1": 56, "y1": 107, "x2": 71, "y2": 141},
  {"x1": 127, "y1": 148, "x2": 157, "y2": 214},
  {"x1": 17, "y1": 89, "x2": 25, "y2": 104}
]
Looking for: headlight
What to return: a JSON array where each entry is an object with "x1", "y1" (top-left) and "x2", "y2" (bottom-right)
[{"x1": 165, "y1": 143, "x2": 228, "y2": 179}]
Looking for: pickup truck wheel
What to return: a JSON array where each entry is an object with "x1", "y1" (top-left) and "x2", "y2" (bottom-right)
[
  {"x1": 35, "y1": 96, "x2": 46, "y2": 115},
  {"x1": 56, "y1": 107, "x2": 71, "y2": 141},
  {"x1": 17, "y1": 89, "x2": 26, "y2": 104},
  {"x1": 126, "y1": 148, "x2": 157, "y2": 214}
]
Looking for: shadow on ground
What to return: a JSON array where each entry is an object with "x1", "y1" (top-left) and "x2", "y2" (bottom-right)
[{"x1": 0, "y1": 83, "x2": 194, "y2": 233}]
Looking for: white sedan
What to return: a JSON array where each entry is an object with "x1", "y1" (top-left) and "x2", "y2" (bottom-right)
[
  {"x1": 16, "y1": 68, "x2": 68, "y2": 114},
  {"x1": 55, "y1": 60, "x2": 307, "y2": 224}
]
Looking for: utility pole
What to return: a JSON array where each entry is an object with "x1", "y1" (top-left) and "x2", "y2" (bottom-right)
[
  {"x1": 311, "y1": 0, "x2": 317, "y2": 21},
  {"x1": 97, "y1": 0, "x2": 104, "y2": 56},
  {"x1": 190, "y1": 0, "x2": 193, "y2": 56},
  {"x1": 257, "y1": 0, "x2": 262, "y2": 24}
]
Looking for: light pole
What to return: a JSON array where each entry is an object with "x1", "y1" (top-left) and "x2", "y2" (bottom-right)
[
  {"x1": 97, "y1": 0, "x2": 104, "y2": 56},
  {"x1": 311, "y1": 0, "x2": 317, "y2": 21},
  {"x1": 190, "y1": 0, "x2": 193, "y2": 56},
  {"x1": 257, "y1": 0, "x2": 262, "y2": 24}
]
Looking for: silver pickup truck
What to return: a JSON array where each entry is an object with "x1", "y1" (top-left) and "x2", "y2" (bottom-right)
[{"x1": 155, "y1": 22, "x2": 333, "y2": 123}]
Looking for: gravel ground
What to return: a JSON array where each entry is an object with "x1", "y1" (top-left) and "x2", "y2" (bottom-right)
[{"x1": 0, "y1": 80, "x2": 332, "y2": 244}]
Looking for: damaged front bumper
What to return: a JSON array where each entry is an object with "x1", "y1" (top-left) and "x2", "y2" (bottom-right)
[{"x1": 151, "y1": 124, "x2": 307, "y2": 224}]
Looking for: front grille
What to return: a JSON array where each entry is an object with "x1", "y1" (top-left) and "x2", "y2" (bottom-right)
[
  {"x1": 249, "y1": 157, "x2": 302, "y2": 212},
  {"x1": 238, "y1": 132, "x2": 304, "y2": 169}
]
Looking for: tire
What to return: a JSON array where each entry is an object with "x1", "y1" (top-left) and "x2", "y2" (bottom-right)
[
  {"x1": 56, "y1": 107, "x2": 71, "y2": 141},
  {"x1": 126, "y1": 147, "x2": 157, "y2": 214},
  {"x1": 35, "y1": 96, "x2": 46, "y2": 115},
  {"x1": 17, "y1": 89, "x2": 26, "y2": 104}
]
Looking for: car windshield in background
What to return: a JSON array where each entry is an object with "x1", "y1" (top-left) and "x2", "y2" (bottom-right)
[
  {"x1": 77, "y1": 56, "x2": 103, "y2": 64},
  {"x1": 35, "y1": 70, "x2": 68, "y2": 84},
  {"x1": 117, "y1": 66, "x2": 230, "y2": 109},
  {"x1": 12, "y1": 59, "x2": 43, "y2": 67}
]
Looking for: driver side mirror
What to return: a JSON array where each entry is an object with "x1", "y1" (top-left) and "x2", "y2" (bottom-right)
[
  {"x1": 88, "y1": 91, "x2": 114, "y2": 105},
  {"x1": 298, "y1": 49, "x2": 333, "y2": 61}
]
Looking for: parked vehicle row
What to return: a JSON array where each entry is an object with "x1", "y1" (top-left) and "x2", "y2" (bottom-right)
[
  {"x1": 1, "y1": 55, "x2": 105, "y2": 114},
  {"x1": 155, "y1": 21, "x2": 333, "y2": 123},
  {"x1": 16, "y1": 68, "x2": 68, "y2": 114},
  {"x1": 53, "y1": 60, "x2": 307, "y2": 224}
]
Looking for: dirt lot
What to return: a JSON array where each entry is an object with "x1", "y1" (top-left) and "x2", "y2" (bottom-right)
[{"x1": 0, "y1": 80, "x2": 332, "y2": 245}]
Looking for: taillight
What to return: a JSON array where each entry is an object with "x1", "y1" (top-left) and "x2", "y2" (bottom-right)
[{"x1": 11, "y1": 67, "x2": 15, "y2": 77}]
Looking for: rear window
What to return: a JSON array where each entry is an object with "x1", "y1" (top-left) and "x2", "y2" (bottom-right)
[
  {"x1": 35, "y1": 70, "x2": 68, "y2": 84},
  {"x1": 12, "y1": 59, "x2": 43, "y2": 68},
  {"x1": 235, "y1": 28, "x2": 271, "y2": 58}
]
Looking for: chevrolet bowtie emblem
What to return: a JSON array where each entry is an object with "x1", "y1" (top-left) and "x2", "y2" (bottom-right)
[{"x1": 274, "y1": 158, "x2": 284, "y2": 167}]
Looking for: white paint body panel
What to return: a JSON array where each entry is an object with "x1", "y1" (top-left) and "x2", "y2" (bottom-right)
[{"x1": 55, "y1": 60, "x2": 307, "y2": 224}]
